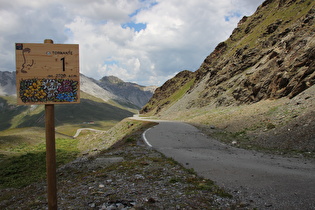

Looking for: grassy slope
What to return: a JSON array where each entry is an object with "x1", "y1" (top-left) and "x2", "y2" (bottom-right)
[
  {"x1": 0, "y1": 97, "x2": 28, "y2": 130},
  {"x1": 0, "y1": 119, "x2": 157, "y2": 188},
  {"x1": 225, "y1": 0, "x2": 314, "y2": 56},
  {"x1": 142, "y1": 77, "x2": 195, "y2": 116},
  {"x1": 0, "y1": 89, "x2": 139, "y2": 188},
  {"x1": 0, "y1": 91, "x2": 135, "y2": 131},
  {"x1": 0, "y1": 137, "x2": 79, "y2": 188},
  {"x1": 0, "y1": 126, "x2": 80, "y2": 188},
  {"x1": 159, "y1": 86, "x2": 315, "y2": 157}
]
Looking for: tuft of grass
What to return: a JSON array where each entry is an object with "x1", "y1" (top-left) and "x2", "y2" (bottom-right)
[
  {"x1": 125, "y1": 137, "x2": 136, "y2": 143},
  {"x1": 266, "y1": 123, "x2": 276, "y2": 129},
  {"x1": 184, "y1": 175, "x2": 232, "y2": 198},
  {"x1": 169, "y1": 177, "x2": 182, "y2": 184}
]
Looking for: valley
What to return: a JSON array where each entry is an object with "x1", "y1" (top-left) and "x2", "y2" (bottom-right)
[
  {"x1": 0, "y1": 0, "x2": 314, "y2": 209},
  {"x1": 0, "y1": 72, "x2": 155, "y2": 190}
]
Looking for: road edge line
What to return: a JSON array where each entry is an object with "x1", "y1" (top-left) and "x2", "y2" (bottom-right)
[{"x1": 142, "y1": 128, "x2": 153, "y2": 147}]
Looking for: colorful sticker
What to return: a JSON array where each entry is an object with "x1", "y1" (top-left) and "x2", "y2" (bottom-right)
[
  {"x1": 16, "y1": 43, "x2": 23, "y2": 50},
  {"x1": 19, "y1": 78, "x2": 78, "y2": 103}
]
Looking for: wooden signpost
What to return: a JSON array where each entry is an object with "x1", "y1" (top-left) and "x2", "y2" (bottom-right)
[{"x1": 15, "y1": 39, "x2": 80, "y2": 209}]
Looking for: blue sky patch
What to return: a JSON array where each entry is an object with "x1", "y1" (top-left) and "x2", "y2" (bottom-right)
[
  {"x1": 122, "y1": 22, "x2": 147, "y2": 32},
  {"x1": 104, "y1": 60, "x2": 119, "y2": 66},
  {"x1": 123, "y1": 1, "x2": 156, "y2": 32},
  {"x1": 129, "y1": 1, "x2": 158, "y2": 18},
  {"x1": 129, "y1": 9, "x2": 142, "y2": 18},
  {"x1": 224, "y1": 11, "x2": 242, "y2": 21}
]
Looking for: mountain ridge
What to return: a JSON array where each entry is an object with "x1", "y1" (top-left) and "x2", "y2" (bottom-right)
[
  {"x1": 98, "y1": 75, "x2": 156, "y2": 108},
  {"x1": 192, "y1": 0, "x2": 315, "y2": 106},
  {"x1": 140, "y1": 0, "x2": 315, "y2": 156},
  {"x1": 0, "y1": 71, "x2": 156, "y2": 130},
  {"x1": 141, "y1": 0, "x2": 315, "y2": 114},
  {"x1": 0, "y1": 71, "x2": 156, "y2": 109}
]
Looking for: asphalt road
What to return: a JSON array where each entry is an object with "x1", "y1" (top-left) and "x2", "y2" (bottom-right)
[{"x1": 142, "y1": 120, "x2": 315, "y2": 210}]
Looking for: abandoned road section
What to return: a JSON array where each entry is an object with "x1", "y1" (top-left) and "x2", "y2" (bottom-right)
[
  {"x1": 143, "y1": 121, "x2": 315, "y2": 209},
  {"x1": 73, "y1": 128, "x2": 103, "y2": 138}
]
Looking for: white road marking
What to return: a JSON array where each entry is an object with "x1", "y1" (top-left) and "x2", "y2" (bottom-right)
[{"x1": 142, "y1": 127, "x2": 153, "y2": 147}]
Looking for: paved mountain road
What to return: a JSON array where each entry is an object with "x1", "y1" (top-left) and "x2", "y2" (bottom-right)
[{"x1": 141, "y1": 120, "x2": 315, "y2": 209}]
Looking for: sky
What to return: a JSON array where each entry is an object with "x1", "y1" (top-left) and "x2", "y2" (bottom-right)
[{"x1": 0, "y1": 0, "x2": 265, "y2": 86}]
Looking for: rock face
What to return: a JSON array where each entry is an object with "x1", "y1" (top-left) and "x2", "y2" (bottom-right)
[
  {"x1": 80, "y1": 74, "x2": 118, "y2": 102},
  {"x1": 194, "y1": 0, "x2": 315, "y2": 107},
  {"x1": 141, "y1": 70, "x2": 195, "y2": 114},
  {"x1": 98, "y1": 76, "x2": 156, "y2": 108},
  {"x1": 141, "y1": 0, "x2": 315, "y2": 114}
]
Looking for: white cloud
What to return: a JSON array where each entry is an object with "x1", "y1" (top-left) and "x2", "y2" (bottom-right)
[
  {"x1": 65, "y1": 0, "x2": 140, "y2": 22},
  {"x1": 0, "y1": 0, "x2": 264, "y2": 86}
]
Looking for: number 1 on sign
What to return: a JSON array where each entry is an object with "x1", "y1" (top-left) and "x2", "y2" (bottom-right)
[{"x1": 61, "y1": 57, "x2": 65, "y2": 71}]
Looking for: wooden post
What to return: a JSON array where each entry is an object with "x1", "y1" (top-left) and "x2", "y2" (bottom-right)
[
  {"x1": 44, "y1": 39, "x2": 57, "y2": 210},
  {"x1": 16, "y1": 38, "x2": 79, "y2": 208}
]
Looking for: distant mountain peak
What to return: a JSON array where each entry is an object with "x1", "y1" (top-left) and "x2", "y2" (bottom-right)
[
  {"x1": 101, "y1": 76, "x2": 124, "y2": 84},
  {"x1": 0, "y1": 72, "x2": 155, "y2": 109},
  {"x1": 97, "y1": 75, "x2": 156, "y2": 108}
]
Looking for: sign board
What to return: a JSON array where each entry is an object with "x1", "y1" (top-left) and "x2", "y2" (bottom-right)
[{"x1": 15, "y1": 43, "x2": 80, "y2": 105}]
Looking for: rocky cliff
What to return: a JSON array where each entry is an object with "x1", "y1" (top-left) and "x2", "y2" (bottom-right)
[
  {"x1": 140, "y1": 0, "x2": 315, "y2": 156},
  {"x1": 141, "y1": 0, "x2": 315, "y2": 114},
  {"x1": 98, "y1": 76, "x2": 156, "y2": 108},
  {"x1": 141, "y1": 70, "x2": 195, "y2": 114},
  {"x1": 193, "y1": 0, "x2": 315, "y2": 107}
]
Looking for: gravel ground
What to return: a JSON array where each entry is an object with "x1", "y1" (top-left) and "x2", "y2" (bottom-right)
[{"x1": 0, "y1": 140, "x2": 246, "y2": 210}]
